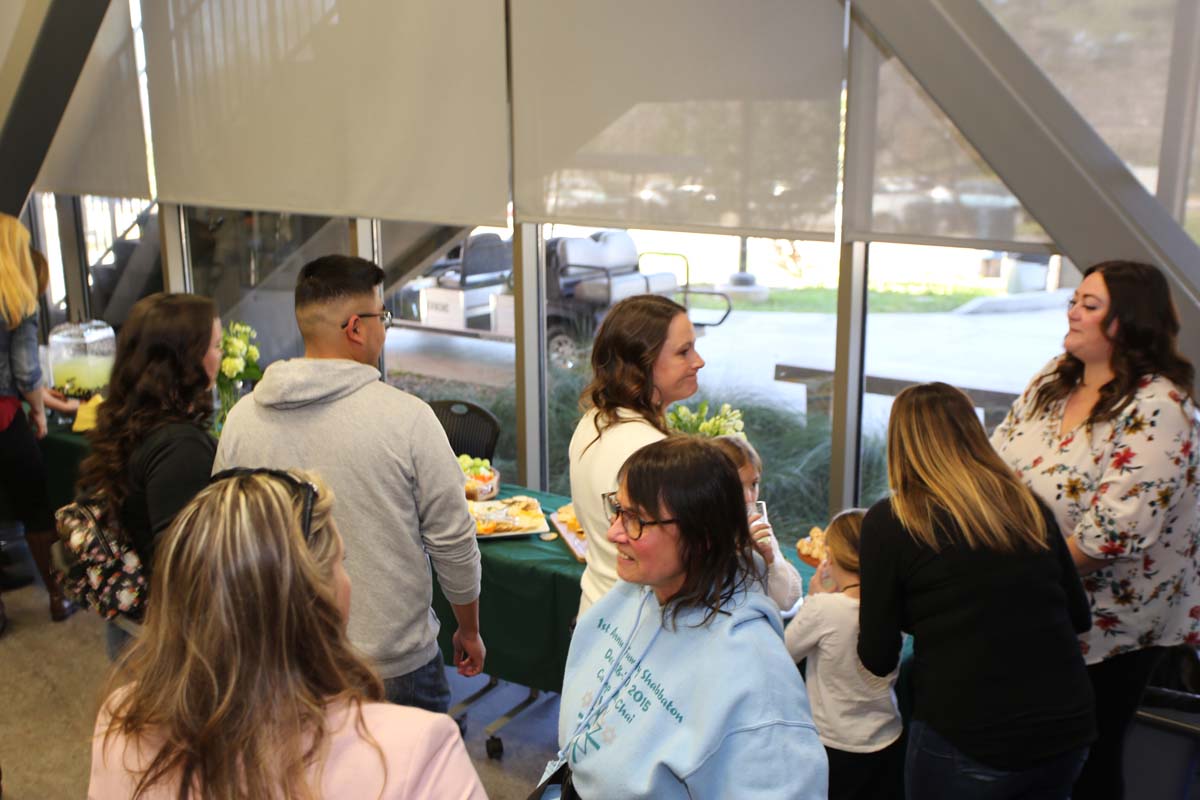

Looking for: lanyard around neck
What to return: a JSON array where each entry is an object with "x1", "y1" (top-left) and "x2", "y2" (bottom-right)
[{"x1": 560, "y1": 589, "x2": 662, "y2": 758}]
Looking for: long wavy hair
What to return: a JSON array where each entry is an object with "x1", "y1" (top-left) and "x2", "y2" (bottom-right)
[
  {"x1": 620, "y1": 437, "x2": 764, "y2": 627},
  {"x1": 1032, "y1": 261, "x2": 1195, "y2": 425},
  {"x1": 581, "y1": 294, "x2": 687, "y2": 447},
  {"x1": 0, "y1": 213, "x2": 38, "y2": 329},
  {"x1": 76, "y1": 293, "x2": 216, "y2": 516},
  {"x1": 100, "y1": 470, "x2": 385, "y2": 800},
  {"x1": 888, "y1": 382, "x2": 1049, "y2": 553}
]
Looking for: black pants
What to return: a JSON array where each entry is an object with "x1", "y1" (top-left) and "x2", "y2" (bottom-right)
[
  {"x1": 1073, "y1": 646, "x2": 1166, "y2": 800},
  {"x1": 0, "y1": 411, "x2": 54, "y2": 532},
  {"x1": 826, "y1": 736, "x2": 905, "y2": 800}
]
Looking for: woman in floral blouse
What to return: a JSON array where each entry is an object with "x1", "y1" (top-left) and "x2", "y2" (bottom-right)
[{"x1": 992, "y1": 261, "x2": 1200, "y2": 800}]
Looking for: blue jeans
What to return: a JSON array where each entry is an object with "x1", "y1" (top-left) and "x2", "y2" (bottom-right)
[
  {"x1": 382, "y1": 652, "x2": 451, "y2": 713},
  {"x1": 906, "y1": 720, "x2": 1088, "y2": 800}
]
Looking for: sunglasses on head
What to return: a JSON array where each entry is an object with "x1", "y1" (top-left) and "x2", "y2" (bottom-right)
[{"x1": 210, "y1": 467, "x2": 319, "y2": 543}]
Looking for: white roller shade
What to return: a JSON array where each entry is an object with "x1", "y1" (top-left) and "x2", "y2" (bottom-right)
[
  {"x1": 34, "y1": 0, "x2": 152, "y2": 200},
  {"x1": 511, "y1": 0, "x2": 844, "y2": 237},
  {"x1": 144, "y1": 0, "x2": 509, "y2": 226}
]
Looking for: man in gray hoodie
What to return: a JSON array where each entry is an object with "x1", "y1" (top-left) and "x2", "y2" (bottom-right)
[{"x1": 214, "y1": 255, "x2": 484, "y2": 713}]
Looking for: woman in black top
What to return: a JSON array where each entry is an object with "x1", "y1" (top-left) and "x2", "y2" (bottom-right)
[
  {"x1": 76, "y1": 293, "x2": 223, "y2": 659},
  {"x1": 858, "y1": 382, "x2": 1095, "y2": 800}
]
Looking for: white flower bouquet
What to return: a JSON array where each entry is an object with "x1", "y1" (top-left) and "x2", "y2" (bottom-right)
[{"x1": 666, "y1": 401, "x2": 745, "y2": 438}]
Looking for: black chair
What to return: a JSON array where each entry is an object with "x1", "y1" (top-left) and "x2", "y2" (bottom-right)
[{"x1": 428, "y1": 400, "x2": 501, "y2": 461}]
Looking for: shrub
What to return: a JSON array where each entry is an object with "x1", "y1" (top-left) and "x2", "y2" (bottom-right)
[{"x1": 387, "y1": 367, "x2": 889, "y2": 547}]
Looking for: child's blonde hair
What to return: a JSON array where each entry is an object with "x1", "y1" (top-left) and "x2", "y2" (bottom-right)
[{"x1": 825, "y1": 508, "x2": 866, "y2": 573}]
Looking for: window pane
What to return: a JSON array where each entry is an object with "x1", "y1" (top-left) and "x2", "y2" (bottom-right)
[
  {"x1": 80, "y1": 195, "x2": 159, "y2": 330},
  {"x1": 872, "y1": 54, "x2": 1050, "y2": 244},
  {"x1": 983, "y1": 0, "x2": 1173, "y2": 188},
  {"x1": 187, "y1": 207, "x2": 353, "y2": 366},
  {"x1": 859, "y1": 242, "x2": 1069, "y2": 506},
  {"x1": 382, "y1": 225, "x2": 519, "y2": 482},
  {"x1": 30, "y1": 193, "x2": 68, "y2": 331},
  {"x1": 542, "y1": 224, "x2": 837, "y2": 546}
]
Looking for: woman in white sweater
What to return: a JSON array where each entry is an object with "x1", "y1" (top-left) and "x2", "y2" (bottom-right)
[{"x1": 570, "y1": 294, "x2": 705, "y2": 614}]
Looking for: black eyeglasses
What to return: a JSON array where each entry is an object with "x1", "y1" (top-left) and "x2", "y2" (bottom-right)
[
  {"x1": 210, "y1": 467, "x2": 319, "y2": 543},
  {"x1": 601, "y1": 491, "x2": 677, "y2": 541},
  {"x1": 340, "y1": 309, "x2": 393, "y2": 330}
]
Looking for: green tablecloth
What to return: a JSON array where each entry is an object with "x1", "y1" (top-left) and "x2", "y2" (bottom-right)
[
  {"x1": 40, "y1": 423, "x2": 90, "y2": 510},
  {"x1": 431, "y1": 485, "x2": 584, "y2": 693}
]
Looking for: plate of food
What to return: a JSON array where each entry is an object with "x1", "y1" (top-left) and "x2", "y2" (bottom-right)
[
  {"x1": 550, "y1": 503, "x2": 587, "y2": 562},
  {"x1": 796, "y1": 525, "x2": 826, "y2": 568},
  {"x1": 468, "y1": 495, "x2": 549, "y2": 537},
  {"x1": 459, "y1": 455, "x2": 499, "y2": 501}
]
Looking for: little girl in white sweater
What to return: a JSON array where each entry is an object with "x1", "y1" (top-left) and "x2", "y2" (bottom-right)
[
  {"x1": 711, "y1": 435, "x2": 802, "y2": 611},
  {"x1": 785, "y1": 509, "x2": 903, "y2": 800}
]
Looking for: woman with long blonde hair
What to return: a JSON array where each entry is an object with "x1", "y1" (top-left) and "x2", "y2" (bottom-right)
[
  {"x1": 858, "y1": 382, "x2": 1095, "y2": 800},
  {"x1": 0, "y1": 212, "x2": 72, "y2": 627},
  {"x1": 88, "y1": 469, "x2": 486, "y2": 799}
]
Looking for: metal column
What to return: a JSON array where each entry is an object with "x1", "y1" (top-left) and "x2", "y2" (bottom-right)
[
  {"x1": 513, "y1": 222, "x2": 548, "y2": 491},
  {"x1": 829, "y1": 5, "x2": 874, "y2": 513}
]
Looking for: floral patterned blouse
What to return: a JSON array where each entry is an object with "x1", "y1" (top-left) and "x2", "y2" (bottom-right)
[{"x1": 991, "y1": 359, "x2": 1200, "y2": 664}]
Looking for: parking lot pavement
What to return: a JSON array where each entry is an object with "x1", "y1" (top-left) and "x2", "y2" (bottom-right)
[{"x1": 384, "y1": 307, "x2": 1066, "y2": 416}]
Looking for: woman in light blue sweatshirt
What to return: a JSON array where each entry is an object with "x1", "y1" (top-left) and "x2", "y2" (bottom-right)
[{"x1": 536, "y1": 437, "x2": 828, "y2": 799}]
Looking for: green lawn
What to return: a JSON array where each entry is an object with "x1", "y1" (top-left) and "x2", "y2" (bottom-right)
[{"x1": 683, "y1": 285, "x2": 995, "y2": 314}]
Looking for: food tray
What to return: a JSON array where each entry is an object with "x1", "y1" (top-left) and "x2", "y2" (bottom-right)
[
  {"x1": 469, "y1": 496, "x2": 550, "y2": 538},
  {"x1": 797, "y1": 551, "x2": 821, "y2": 569},
  {"x1": 465, "y1": 468, "x2": 500, "y2": 501},
  {"x1": 550, "y1": 512, "x2": 587, "y2": 563}
]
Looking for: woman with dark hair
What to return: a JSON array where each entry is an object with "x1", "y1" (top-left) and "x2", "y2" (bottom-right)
[
  {"x1": 861, "y1": 382, "x2": 1095, "y2": 799},
  {"x1": 992, "y1": 261, "x2": 1200, "y2": 800},
  {"x1": 569, "y1": 294, "x2": 704, "y2": 614},
  {"x1": 89, "y1": 469, "x2": 486, "y2": 799},
  {"x1": 541, "y1": 437, "x2": 827, "y2": 799},
  {"x1": 76, "y1": 292, "x2": 223, "y2": 658},
  {"x1": 0, "y1": 213, "x2": 72, "y2": 626}
]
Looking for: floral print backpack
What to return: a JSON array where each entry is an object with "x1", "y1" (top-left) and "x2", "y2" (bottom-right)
[{"x1": 51, "y1": 497, "x2": 147, "y2": 622}]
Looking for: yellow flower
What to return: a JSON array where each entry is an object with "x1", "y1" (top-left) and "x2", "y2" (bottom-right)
[
  {"x1": 226, "y1": 337, "x2": 248, "y2": 357},
  {"x1": 221, "y1": 356, "x2": 245, "y2": 379},
  {"x1": 247, "y1": 345, "x2": 260, "y2": 363}
]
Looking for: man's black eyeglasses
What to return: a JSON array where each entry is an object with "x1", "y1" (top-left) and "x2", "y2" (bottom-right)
[
  {"x1": 601, "y1": 491, "x2": 677, "y2": 540},
  {"x1": 340, "y1": 310, "x2": 393, "y2": 330},
  {"x1": 210, "y1": 467, "x2": 319, "y2": 543}
]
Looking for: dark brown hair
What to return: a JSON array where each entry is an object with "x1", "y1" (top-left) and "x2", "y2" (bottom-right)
[
  {"x1": 1032, "y1": 261, "x2": 1195, "y2": 425},
  {"x1": 294, "y1": 255, "x2": 384, "y2": 311},
  {"x1": 619, "y1": 436, "x2": 764, "y2": 627},
  {"x1": 77, "y1": 293, "x2": 216, "y2": 516},
  {"x1": 582, "y1": 294, "x2": 687, "y2": 444}
]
